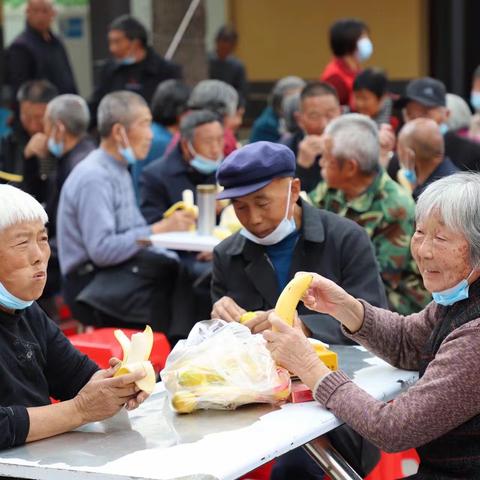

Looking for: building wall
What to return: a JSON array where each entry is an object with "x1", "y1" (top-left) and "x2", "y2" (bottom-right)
[{"x1": 229, "y1": 0, "x2": 428, "y2": 81}]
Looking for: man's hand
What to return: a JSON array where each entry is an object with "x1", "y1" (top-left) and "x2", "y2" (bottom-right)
[
  {"x1": 378, "y1": 123, "x2": 396, "y2": 167},
  {"x1": 243, "y1": 310, "x2": 272, "y2": 333},
  {"x1": 73, "y1": 363, "x2": 148, "y2": 423},
  {"x1": 211, "y1": 296, "x2": 246, "y2": 322},
  {"x1": 24, "y1": 133, "x2": 48, "y2": 159},
  {"x1": 297, "y1": 135, "x2": 325, "y2": 168},
  {"x1": 152, "y1": 210, "x2": 196, "y2": 234}
]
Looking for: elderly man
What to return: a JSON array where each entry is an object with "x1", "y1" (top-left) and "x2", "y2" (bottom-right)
[
  {"x1": 211, "y1": 141, "x2": 385, "y2": 478},
  {"x1": 283, "y1": 81, "x2": 341, "y2": 193},
  {"x1": 309, "y1": 114, "x2": 429, "y2": 315},
  {"x1": 0, "y1": 79, "x2": 58, "y2": 181},
  {"x1": 140, "y1": 110, "x2": 224, "y2": 225},
  {"x1": 89, "y1": 15, "x2": 181, "y2": 125},
  {"x1": 6, "y1": 0, "x2": 77, "y2": 105},
  {"x1": 397, "y1": 118, "x2": 459, "y2": 201},
  {"x1": 57, "y1": 91, "x2": 179, "y2": 333},
  {"x1": 0, "y1": 184, "x2": 148, "y2": 450},
  {"x1": 389, "y1": 76, "x2": 480, "y2": 177},
  {"x1": 250, "y1": 76, "x2": 306, "y2": 143}
]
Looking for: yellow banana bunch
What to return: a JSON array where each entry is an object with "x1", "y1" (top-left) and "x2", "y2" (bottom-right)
[
  {"x1": 113, "y1": 326, "x2": 156, "y2": 394},
  {"x1": 163, "y1": 189, "x2": 199, "y2": 219},
  {"x1": 274, "y1": 273, "x2": 313, "y2": 329}
]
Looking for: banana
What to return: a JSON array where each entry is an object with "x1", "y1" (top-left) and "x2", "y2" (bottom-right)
[
  {"x1": 171, "y1": 391, "x2": 197, "y2": 414},
  {"x1": 309, "y1": 339, "x2": 338, "y2": 371},
  {"x1": 274, "y1": 273, "x2": 313, "y2": 328},
  {"x1": 177, "y1": 366, "x2": 225, "y2": 387},
  {"x1": 113, "y1": 326, "x2": 156, "y2": 394},
  {"x1": 163, "y1": 189, "x2": 199, "y2": 219},
  {"x1": 239, "y1": 311, "x2": 258, "y2": 324}
]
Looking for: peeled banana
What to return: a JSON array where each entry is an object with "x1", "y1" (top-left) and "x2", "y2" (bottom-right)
[
  {"x1": 113, "y1": 326, "x2": 156, "y2": 394},
  {"x1": 309, "y1": 339, "x2": 338, "y2": 371},
  {"x1": 163, "y1": 189, "x2": 199, "y2": 219},
  {"x1": 274, "y1": 273, "x2": 313, "y2": 328}
]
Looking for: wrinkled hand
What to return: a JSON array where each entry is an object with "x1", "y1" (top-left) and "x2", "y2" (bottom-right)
[
  {"x1": 73, "y1": 361, "x2": 148, "y2": 423},
  {"x1": 297, "y1": 135, "x2": 325, "y2": 168},
  {"x1": 24, "y1": 133, "x2": 48, "y2": 159},
  {"x1": 211, "y1": 296, "x2": 246, "y2": 322},
  {"x1": 378, "y1": 123, "x2": 396, "y2": 167},
  {"x1": 243, "y1": 310, "x2": 272, "y2": 334},
  {"x1": 153, "y1": 210, "x2": 196, "y2": 233},
  {"x1": 263, "y1": 314, "x2": 328, "y2": 385}
]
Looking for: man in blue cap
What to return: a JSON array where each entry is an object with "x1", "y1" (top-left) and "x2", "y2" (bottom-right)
[{"x1": 211, "y1": 141, "x2": 384, "y2": 479}]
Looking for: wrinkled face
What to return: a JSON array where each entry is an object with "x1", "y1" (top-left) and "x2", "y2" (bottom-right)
[
  {"x1": 122, "y1": 105, "x2": 153, "y2": 160},
  {"x1": 191, "y1": 121, "x2": 224, "y2": 160},
  {"x1": 108, "y1": 29, "x2": 135, "y2": 60},
  {"x1": 26, "y1": 0, "x2": 55, "y2": 33},
  {"x1": 232, "y1": 178, "x2": 300, "y2": 238},
  {"x1": 296, "y1": 95, "x2": 341, "y2": 136},
  {"x1": 353, "y1": 89, "x2": 383, "y2": 118},
  {"x1": 404, "y1": 101, "x2": 448, "y2": 125},
  {"x1": 411, "y1": 213, "x2": 472, "y2": 292},
  {"x1": 0, "y1": 220, "x2": 50, "y2": 301},
  {"x1": 20, "y1": 101, "x2": 47, "y2": 137},
  {"x1": 319, "y1": 136, "x2": 347, "y2": 189}
]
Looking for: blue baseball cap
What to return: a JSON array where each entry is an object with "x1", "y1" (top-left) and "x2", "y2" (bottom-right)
[{"x1": 216, "y1": 141, "x2": 296, "y2": 200}]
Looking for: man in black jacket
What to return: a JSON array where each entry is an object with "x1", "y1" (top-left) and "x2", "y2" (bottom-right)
[
  {"x1": 6, "y1": 0, "x2": 77, "y2": 106},
  {"x1": 211, "y1": 141, "x2": 385, "y2": 479},
  {"x1": 89, "y1": 15, "x2": 182, "y2": 126}
]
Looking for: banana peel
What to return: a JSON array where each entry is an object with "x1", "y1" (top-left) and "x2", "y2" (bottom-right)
[
  {"x1": 309, "y1": 339, "x2": 338, "y2": 371},
  {"x1": 113, "y1": 326, "x2": 156, "y2": 394},
  {"x1": 163, "y1": 189, "x2": 199, "y2": 219},
  {"x1": 274, "y1": 273, "x2": 313, "y2": 329}
]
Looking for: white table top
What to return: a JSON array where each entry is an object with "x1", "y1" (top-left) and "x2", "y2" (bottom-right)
[
  {"x1": 150, "y1": 232, "x2": 220, "y2": 252},
  {"x1": 0, "y1": 346, "x2": 418, "y2": 480}
]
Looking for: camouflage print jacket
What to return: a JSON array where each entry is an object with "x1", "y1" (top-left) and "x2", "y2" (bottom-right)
[{"x1": 309, "y1": 169, "x2": 431, "y2": 315}]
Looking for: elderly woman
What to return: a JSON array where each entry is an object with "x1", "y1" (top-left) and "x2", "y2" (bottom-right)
[
  {"x1": 0, "y1": 185, "x2": 148, "y2": 450},
  {"x1": 264, "y1": 172, "x2": 480, "y2": 479}
]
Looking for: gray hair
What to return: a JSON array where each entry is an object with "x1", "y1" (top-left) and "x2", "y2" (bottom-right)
[
  {"x1": 281, "y1": 91, "x2": 301, "y2": 133},
  {"x1": 180, "y1": 110, "x2": 221, "y2": 142},
  {"x1": 446, "y1": 93, "x2": 472, "y2": 131},
  {"x1": 46, "y1": 94, "x2": 90, "y2": 136},
  {"x1": 416, "y1": 172, "x2": 480, "y2": 267},
  {"x1": 188, "y1": 80, "x2": 238, "y2": 118},
  {"x1": 0, "y1": 185, "x2": 48, "y2": 232},
  {"x1": 325, "y1": 113, "x2": 380, "y2": 174},
  {"x1": 271, "y1": 76, "x2": 306, "y2": 114},
  {"x1": 97, "y1": 91, "x2": 148, "y2": 138}
]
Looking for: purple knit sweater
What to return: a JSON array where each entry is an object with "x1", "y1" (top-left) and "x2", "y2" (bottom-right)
[{"x1": 314, "y1": 300, "x2": 480, "y2": 456}]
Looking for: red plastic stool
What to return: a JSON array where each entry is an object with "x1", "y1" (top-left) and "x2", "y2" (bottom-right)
[
  {"x1": 69, "y1": 328, "x2": 171, "y2": 373},
  {"x1": 366, "y1": 449, "x2": 420, "y2": 480},
  {"x1": 240, "y1": 460, "x2": 275, "y2": 480}
]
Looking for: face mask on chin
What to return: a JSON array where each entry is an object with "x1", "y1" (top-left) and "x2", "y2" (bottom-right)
[
  {"x1": 188, "y1": 143, "x2": 223, "y2": 175},
  {"x1": 118, "y1": 128, "x2": 137, "y2": 166},
  {"x1": 240, "y1": 180, "x2": 297, "y2": 246},
  {"x1": 47, "y1": 125, "x2": 64, "y2": 157},
  {"x1": 432, "y1": 270, "x2": 475, "y2": 306},
  {"x1": 0, "y1": 282, "x2": 33, "y2": 311}
]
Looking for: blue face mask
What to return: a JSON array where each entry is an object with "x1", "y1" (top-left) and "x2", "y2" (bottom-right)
[
  {"x1": 47, "y1": 137, "x2": 64, "y2": 157},
  {"x1": 432, "y1": 271, "x2": 474, "y2": 306},
  {"x1": 240, "y1": 180, "x2": 297, "y2": 246},
  {"x1": 439, "y1": 123, "x2": 449, "y2": 135},
  {"x1": 0, "y1": 282, "x2": 33, "y2": 310},
  {"x1": 189, "y1": 143, "x2": 223, "y2": 175},
  {"x1": 118, "y1": 56, "x2": 136, "y2": 66},
  {"x1": 356, "y1": 37, "x2": 373, "y2": 62},
  {"x1": 118, "y1": 129, "x2": 136, "y2": 165},
  {"x1": 471, "y1": 92, "x2": 480, "y2": 111},
  {"x1": 402, "y1": 168, "x2": 417, "y2": 184}
]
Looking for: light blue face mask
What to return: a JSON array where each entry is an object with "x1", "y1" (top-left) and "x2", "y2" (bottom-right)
[
  {"x1": 189, "y1": 143, "x2": 223, "y2": 175},
  {"x1": 118, "y1": 129, "x2": 137, "y2": 165},
  {"x1": 0, "y1": 282, "x2": 33, "y2": 310},
  {"x1": 471, "y1": 92, "x2": 480, "y2": 111},
  {"x1": 119, "y1": 56, "x2": 136, "y2": 66},
  {"x1": 439, "y1": 123, "x2": 449, "y2": 135},
  {"x1": 356, "y1": 37, "x2": 373, "y2": 62},
  {"x1": 48, "y1": 137, "x2": 64, "y2": 157},
  {"x1": 402, "y1": 168, "x2": 417, "y2": 184},
  {"x1": 432, "y1": 271, "x2": 475, "y2": 306},
  {"x1": 240, "y1": 180, "x2": 297, "y2": 246}
]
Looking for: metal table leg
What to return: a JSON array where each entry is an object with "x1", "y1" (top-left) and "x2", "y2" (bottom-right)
[{"x1": 303, "y1": 436, "x2": 363, "y2": 480}]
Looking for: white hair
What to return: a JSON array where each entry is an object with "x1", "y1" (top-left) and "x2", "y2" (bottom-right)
[
  {"x1": 446, "y1": 93, "x2": 472, "y2": 132},
  {"x1": 0, "y1": 185, "x2": 48, "y2": 231},
  {"x1": 416, "y1": 172, "x2": 480, "y2": 267},
  {"x1": 46, "y1": 94, "x2": 90, "y2": 136},
  {"x1": 325, "y1": 113, "x2": 380, "y2": 174},
  {"x1": 188, "y1": 80, "x2": 239, "y2": 117}
]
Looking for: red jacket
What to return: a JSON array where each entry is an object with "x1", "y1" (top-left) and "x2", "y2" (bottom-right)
[{"x1": 321, "y1": 57, "x2": 359, "y2": 108}]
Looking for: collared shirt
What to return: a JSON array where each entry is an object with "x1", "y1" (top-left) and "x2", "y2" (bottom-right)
[
  {"x1": 310, "y1": 169, "x2": 431, "y2": 315},
  {"x1": 57, "y1": 148, "x2": 151, "y2": 275},
  {"x1": 412, "y1": 156, "x2": 459, "y2": 201}
]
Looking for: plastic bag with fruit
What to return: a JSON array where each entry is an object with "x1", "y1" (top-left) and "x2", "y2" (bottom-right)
[{"x1": 161, "y1": 319, "x2": 291, "y2": 413}]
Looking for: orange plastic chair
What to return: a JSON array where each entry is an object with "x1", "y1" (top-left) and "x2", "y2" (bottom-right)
[{"x1": 366, "y1": 449, "x2": 420, "y2": 480}]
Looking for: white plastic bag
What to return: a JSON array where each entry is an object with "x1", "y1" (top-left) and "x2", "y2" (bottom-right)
[{"x1": 161, "y1": 320, "x2": 291, "y2": 413}]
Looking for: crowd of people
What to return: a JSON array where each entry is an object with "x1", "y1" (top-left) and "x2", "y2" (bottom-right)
[{"x1": 1, "y1": 1, "x2": 480, "y2": 479}]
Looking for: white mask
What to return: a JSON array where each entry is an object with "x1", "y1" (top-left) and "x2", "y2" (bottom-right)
[{"x1": 240, "y1": 180, "x2": 297, "y2": 246}]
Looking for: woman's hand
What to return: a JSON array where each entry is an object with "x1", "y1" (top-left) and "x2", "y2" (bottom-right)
[
  {"x1": 263, "y1": 313, "x2": 330, "y2": 390},
  {"x1": 300, "y1": 272, "x2": 365, "y2": 334}
]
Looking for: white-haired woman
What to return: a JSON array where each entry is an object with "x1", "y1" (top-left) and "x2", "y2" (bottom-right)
[
  {"x1": 264, "y1": 172, "x2": 480, "y2": 479},
  {"x1": 0, "y1": 185, "x2": 148, "y2": 450}
]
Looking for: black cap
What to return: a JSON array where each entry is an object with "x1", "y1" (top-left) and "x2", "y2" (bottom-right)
[
  {"x1": 395, "y1": 77, "x2": 447, "y2": 109},
  {"x1": 216, "y1": 141, "x2": 296, "y2": 199}
]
